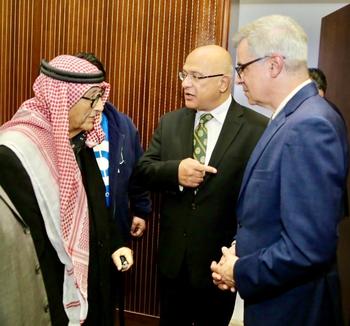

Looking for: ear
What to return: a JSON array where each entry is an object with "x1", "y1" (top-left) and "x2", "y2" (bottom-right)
[
  {"x1": 269, "y1": 55, "x2": 284, "y2": 78},
  {"x1": 219, "y1": 75, "x2": 232, "y2": 93}
]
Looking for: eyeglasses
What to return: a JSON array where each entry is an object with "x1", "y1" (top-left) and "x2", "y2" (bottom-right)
[
  {"x1": 81, "y1": 91, "x2": 104, "y2": 109},
  {"x1": 235, "y1": 56, "x2": 268, "y2": 78},
  {"x1": 179, "y1": 71, "x2": 224, "y2": 81}
]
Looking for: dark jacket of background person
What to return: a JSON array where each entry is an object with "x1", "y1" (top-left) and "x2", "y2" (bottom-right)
[
  {"x1": 104, "y1": 102, "x2": 151, "y2": 242},
  {"x1": 134, "y1": 99, "x2": 267, "y2": 287},
  {"x1": 0, "y1": 185, "x2": 52, "y2": 326}
]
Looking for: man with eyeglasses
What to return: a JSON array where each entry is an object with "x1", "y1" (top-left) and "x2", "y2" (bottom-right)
[
  {"x1": 211, "y1": 15, "x2": 348, "y2": 326},
  {"x1": 134, "y1": 44, "x2": 267, "y2": 326},
  {"x1": 0, "y1": 55, "x2": 133, "y2": 326}
]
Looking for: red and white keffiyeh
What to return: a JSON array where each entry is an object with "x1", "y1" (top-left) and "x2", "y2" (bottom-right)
[{"x1": 0, "y1": 55, "x2": 110, "y2": 325}]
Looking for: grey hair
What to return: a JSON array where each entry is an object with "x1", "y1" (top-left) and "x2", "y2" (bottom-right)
[{"x1": 233, "y1": 15, "x2": 308, "y2": 72}]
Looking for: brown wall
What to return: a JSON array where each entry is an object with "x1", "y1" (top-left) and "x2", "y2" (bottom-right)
[
  {"x1": 319, "y1": 4, "x2": 350, "y2": 325},
  {"x1": 0, "y1": 0, "x2": 231, "y2": 317}
]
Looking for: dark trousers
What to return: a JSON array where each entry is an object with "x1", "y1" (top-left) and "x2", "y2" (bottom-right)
[{"x1": 159, "y1": 262, "x2": 236, "y2": 326}]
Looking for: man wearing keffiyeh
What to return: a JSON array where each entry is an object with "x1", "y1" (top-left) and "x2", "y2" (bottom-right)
[{"x1": 0, "y1": 54, "x2": 133, "y2": 326}]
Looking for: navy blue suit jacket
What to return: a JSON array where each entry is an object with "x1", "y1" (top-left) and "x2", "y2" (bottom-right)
[
  {"x1": 103, "y1": 102, "x2": 151, "y2": 242},
  {"x1": 235, "y1": 83, "x2": 348, "y2": 326}
]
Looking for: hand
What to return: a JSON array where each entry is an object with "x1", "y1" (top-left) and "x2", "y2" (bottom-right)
[
  {"x1": 111, "y1": 247, "x2": 134, "y2": 272},
  {"x1": 213, "y1": 242, "x2": 236, "y2": 267},
  {"x1": 178, "y1": 158, "x2": 217, "y2": 188},
  {"x1": 211, "y1": 246, "x2": 239, "y2": 292},
  {"x1": 130, "y1": 216, "x2": 146, "y2": 237},
  {"x1": 211, "y1": 251, "x2": 231, "y2": 290},
  {"x1": 211, "y1": 261, "x2": 231, "y2": 291}
]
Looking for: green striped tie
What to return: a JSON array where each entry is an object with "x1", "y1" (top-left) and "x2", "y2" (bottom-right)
[{"x1": 193, "y1": 113, "x2": 213, "y2": 164}]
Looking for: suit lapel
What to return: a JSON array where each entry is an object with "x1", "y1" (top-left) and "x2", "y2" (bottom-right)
[
  {"x1": 238, "y1": 113, "x2": 286, "y2": 202},
  {"x1": 209, "y1": 99, "x2": 243, "y2": 168},
  {"x1": 180, "y1": 108, "x2": 196, "y2": 158},
  {"x1": 238, "y1": 82, "x2": 319, "y2": 202},
  {"x1": 0, "y1": 185, "x2": 27, "y2": 227},
  {"x1": 197, "y1": 100, "x2": 243, "y2": 189},
  {"x1": 105, "y1": 106, "x2": 123, "y2": 176}
]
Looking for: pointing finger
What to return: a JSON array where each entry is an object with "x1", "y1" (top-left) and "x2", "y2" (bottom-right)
[{"x1": 203, "y1": 165, "x2": 217, "y2": 174}]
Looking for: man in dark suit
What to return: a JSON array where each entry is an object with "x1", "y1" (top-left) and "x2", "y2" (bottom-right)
[
  {"x1": 134, "y1": 45, "x2": 267, "y2": 326},
  {"x1": 211, "y1": 15, "x2": 348, "y2": 326}
]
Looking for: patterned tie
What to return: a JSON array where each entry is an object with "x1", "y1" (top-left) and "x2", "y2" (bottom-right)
[{"x1": 193, "y1": 113, "x2": 213, "y2": 164}]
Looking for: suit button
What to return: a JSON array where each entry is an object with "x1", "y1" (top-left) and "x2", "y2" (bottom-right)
[
  {"x1": 183, "y1": 232, "x2": 187, "y2": 237},
  {"x1": 98, "y1": 241, "x2": 104, "y2": 248},
  {"x1": 44, "y1": 304, "x2": 50, "y2": 313},
  {"x1": 191, "y1": 203, "x2": 196, "y2": 210},
  {"x1": 35, "y1": 264, "x2": 41, "y2": 274}
]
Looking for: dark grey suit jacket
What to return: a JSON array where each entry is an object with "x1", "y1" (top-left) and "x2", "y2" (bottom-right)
[
  {"x1": 135, "y1": 98, "x2": 268, "y2": 287},
  {"x1": 0, "y1": 186, "x2": 51, "y2": 326}
]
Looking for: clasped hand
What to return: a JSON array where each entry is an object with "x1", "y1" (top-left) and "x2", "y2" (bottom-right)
[
  {"x1": 211, "y1": 245, "x2": 238, "y2": 292},
  {"x1": 178, "y1": 158, "x2": 217, "y2": 188}
]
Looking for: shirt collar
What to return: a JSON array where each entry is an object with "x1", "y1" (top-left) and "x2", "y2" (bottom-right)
[
  {"x1": 271, "y1": 79, "x2": 312, "y2": 120},
  {"x1": 196, "y1": 95, "x2": 232, "y2": 125}
]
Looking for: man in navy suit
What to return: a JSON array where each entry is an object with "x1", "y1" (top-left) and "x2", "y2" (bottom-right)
[{"x1": 211, "y1": 15, "x2": 348, "y2": 326}]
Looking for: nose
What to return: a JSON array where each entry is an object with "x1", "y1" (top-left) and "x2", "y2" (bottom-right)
[{"x1": 93, "y1": 98, "x2": 104, "y2": 113}]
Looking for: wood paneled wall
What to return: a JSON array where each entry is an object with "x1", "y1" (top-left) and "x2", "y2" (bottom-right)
[{"x1": 0, "y1": 0, "x2": 231, "y2": 317}]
